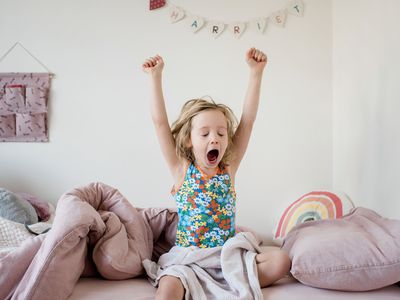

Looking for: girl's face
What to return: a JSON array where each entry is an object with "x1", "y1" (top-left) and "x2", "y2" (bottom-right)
[{"x1": 188, "y1": 109, "x2": 229, "y2": 170}]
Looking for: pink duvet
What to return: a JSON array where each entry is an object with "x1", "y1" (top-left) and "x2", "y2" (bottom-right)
[{"x1": 0, "y1": 182, "x2": 178, "y2": 300}]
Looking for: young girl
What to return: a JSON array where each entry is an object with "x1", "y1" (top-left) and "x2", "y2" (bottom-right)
[{"x1": 142, "y1": 48, "x2": 291, "y2": 300}]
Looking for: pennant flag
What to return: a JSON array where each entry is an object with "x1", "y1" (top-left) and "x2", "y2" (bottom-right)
[
  {"x1": 271, "y1": 10, "x2": 287, "y2": 27},
  {"x1": 189, "y1": 16, "x2": 205, "y2": 33},
  {"x1": 231, "y1": 22, "x2": 246, "y2": 38},
  {"x1": 209, "y1": 21, "x2": 225, "y2": 38},
  {"x1": 287, "y1": 0, "x2": 304, "y2": 17},
  {"x1": 152, "y1": 1, "x2": 306, "y2": 38},
  {"x1": 149, "y1": 0, "x2": 166, "y2": 10},
  {"x1": 252, "y1": 18, "x2": 267, "y2": 34},
  {"x1": 169, "y1": 6, "x2": 185, "y2": 23}
]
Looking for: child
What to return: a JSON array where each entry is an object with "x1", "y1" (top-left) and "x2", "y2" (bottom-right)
[{"x1": 142, "y1": 48, "x2": 291, "y2": 300}]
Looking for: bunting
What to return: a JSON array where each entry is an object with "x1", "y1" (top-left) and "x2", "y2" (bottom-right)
[
  {"x1": 150, "y1": 0, "x2": 305, "y2": 39},
  {"x1": 149, "y1": 0, "x2": 166, "y2": 10}
]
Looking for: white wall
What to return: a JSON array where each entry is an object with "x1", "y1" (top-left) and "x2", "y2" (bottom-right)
[
  {"x1": 332, "y1": 0, "x2": 400, "y2": 219},
  {"x1": 0, "y1": 0, "x2": 333, "y2": 241}
]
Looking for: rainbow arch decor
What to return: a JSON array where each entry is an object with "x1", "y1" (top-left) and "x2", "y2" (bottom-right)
[{"x1": 273, "y1": 191, "x2": 355, "y2": 242}]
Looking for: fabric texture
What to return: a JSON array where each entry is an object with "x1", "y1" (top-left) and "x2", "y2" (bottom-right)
[
  {"x1": 143, "y1": 231, "x2": 263, "y2": 300},
  {"x1": 1, "y1": 205, "x2": 55, "y2": 256},
  {"x1": 0, "y1": 182, "x2": 173, "y2": 300},
  {"x1": 0, "y1": 73, "x2": 50, "y2": 142},
  {"x1": 174, "y1": 163, "x2": 236, "y2": 248},
  {"x1": 0, "y1": 217, "x2": 35, "y2": 255},
  {"x1": 16, "y1": 193, "x2": 51, "y2": 221},
  {"x1": 0, "y1": 188, "x2": 38, "y2": 224},
  {"x1": 68, "y1": 276, "x2": 400, "y2": 300},
  {"x1": 149, "y1": 0, "x2": 166, "y2": 10},
  {"x1": 282, "y1": 207, "x2": 400, "y2": 291}
]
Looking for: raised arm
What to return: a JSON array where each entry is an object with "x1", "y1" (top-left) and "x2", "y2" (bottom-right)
[
  {"x1": 142, "y1": 55, "x2": 181, "y2": 178},
  {"x1": 230, "y1": 48, "x2": 267, "y2": 175}
]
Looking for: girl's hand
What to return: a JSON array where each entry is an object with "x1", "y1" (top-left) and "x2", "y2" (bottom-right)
[
  {"x1": 142, "y1": 55, "x2": 164, "y2": 76},
  {"x1": 246, "y1": 48, "x2": 267, "y2": 74}
]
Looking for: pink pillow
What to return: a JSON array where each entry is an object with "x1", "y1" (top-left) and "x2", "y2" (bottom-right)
[
  {"x1": 282, "y1": 207, "x2": 400, "y2": 291},
  {"x1": 17, "y1": 193, "x2": 51, "y2": 221}
]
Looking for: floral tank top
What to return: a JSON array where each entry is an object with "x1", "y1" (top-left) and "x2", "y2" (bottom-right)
[{"x1": 172, "y1": 163, "x2": 236, "y2": 248}]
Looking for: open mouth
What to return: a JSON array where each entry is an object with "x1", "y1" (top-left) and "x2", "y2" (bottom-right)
[{"x1": 207, "y1": 149, "x2": 219, "y2": 164}]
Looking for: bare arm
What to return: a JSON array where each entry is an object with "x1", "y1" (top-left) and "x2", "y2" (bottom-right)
[
  {"x1": 142, "y1": 55, "x2": 181, "y2": 177},
  {"x1": 230, "y1": 48, "x2": 267, "y2": 175}
]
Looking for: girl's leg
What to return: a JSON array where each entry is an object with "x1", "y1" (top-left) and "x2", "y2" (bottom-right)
[
  {"x1": 155, "y1": 275, "x2": 185, "y2": 300},
  {"x1": 256, "y1": 249, "x2": 291, "y2": 288}
]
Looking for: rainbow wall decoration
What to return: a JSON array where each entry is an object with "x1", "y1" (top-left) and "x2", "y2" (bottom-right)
[{"x1": 274, "y1": 191, "x2": 354, "y2": 241}]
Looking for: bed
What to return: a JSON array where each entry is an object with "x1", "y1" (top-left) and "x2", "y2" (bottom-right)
[
  {"x1": 70, "y1": 275, "x2": 400, "y2": 300},
  {"x1": 2, "y1": 185, "x2": 400, "y2": 299},
  {"x1": 68, "y1": 244, "x2": 400, "y2": 300}
]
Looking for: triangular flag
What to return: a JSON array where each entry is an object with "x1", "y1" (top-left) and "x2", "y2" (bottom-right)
[
  {"x1": 271, "y1": 10, "x2": 286, "y2": 27},
  {"x1": 231, "y1": 22, "x2": 246, "y2": 38},
  {"x1": 209, "y1": 22, "x2": 225, "y2": 38},
  {"x1": 149, "y1": 0, "x2": 166, "y2": 10},
  {"x1": 287, "y1": 0, "x2": 304, "y2": 17},
  {"x1": 251, "y1": 18, "x2": 267, "y2": 34},
  {"x1": 169, "y1": 6, "x2": 185, "y2": 23},
  {"x1": 188, "y1": 16, "x2": 205, "y2": 33}
]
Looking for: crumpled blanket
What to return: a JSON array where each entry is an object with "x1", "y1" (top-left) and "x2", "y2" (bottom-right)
[
  {"x1": 143, "y1": 231, "x2": 263, "y2": 300},
  {"x1": 0, "y1": 182, "x2": 178, "y2": 300}
]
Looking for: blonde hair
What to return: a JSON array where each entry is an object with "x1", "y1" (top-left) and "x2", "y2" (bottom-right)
[{"x1": 171, "y1": 98, "x2": 238, "y2": 167}]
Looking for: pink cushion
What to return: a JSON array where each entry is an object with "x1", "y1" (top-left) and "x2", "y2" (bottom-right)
[
  {"x1": 282, "y1": 207, "x2": 400, "y2": 291},
  {"x1": 17, "y1": 192, "x2": 51, "y2": 221}
]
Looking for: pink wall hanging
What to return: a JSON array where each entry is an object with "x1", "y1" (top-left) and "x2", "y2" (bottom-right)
[
  {"x1": 0, "y1": 73, "x2": 51, "y2": 142},
  {"x1": 0, "y1": 42, "x2": 53, "y2": 142}
]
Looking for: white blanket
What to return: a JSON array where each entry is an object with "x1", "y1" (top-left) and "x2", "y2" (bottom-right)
[
  {"x1": 143, "y1": 232, "x2": 263, "y2": 300},
  {"x1": 0, "y1": 217, "x2": 33, "y2": 255},
  {"x1": 0, "y1": 214, "x2": 54, "y2": 256}
]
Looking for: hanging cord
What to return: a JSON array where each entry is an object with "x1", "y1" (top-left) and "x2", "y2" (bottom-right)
[{"x1": 0, "y1": 42, "x2": 55, "y2": 77}]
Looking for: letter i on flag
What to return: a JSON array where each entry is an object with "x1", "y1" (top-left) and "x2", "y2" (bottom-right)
[{"x1": 150, "y1": 0, "x2": 166, "y2": 10}]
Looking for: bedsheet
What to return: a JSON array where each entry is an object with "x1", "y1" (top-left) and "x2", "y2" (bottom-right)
[{"x1": 69, "y1": 276, "x2": 400, "y2": 300}]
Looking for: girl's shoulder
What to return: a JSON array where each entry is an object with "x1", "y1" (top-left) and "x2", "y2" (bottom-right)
[
  {"x1": 171, "y1": 159, "x2": 191, "y2": 196},
  {"x1": 223, "y1": 164, "x2": 236, "y2": 186}
]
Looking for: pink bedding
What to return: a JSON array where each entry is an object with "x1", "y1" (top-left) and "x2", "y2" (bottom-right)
[
  {"x1": 69, "y1": 276, "x2": 400, "y2": 300},
  {"x1": 0, "y1": 182, "x2": 178, "y2": 300}
]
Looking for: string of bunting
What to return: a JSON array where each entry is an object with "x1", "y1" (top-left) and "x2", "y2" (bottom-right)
[{"x1": 149, "y1": 0, "x2": 305, "y2": 38}]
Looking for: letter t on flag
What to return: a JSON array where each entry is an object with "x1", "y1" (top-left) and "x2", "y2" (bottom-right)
[{"x1": 150, "y1": 0, "x2": 166, "y2": 10}]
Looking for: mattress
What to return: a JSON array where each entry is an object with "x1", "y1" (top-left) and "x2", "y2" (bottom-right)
[{"x1": 69, "y1": 276, "x2": 399, "y2": 300}]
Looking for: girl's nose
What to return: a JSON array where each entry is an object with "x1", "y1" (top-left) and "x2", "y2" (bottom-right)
[{"x1": 210, "y1": 135, "x2": 219, "y2": 144}]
